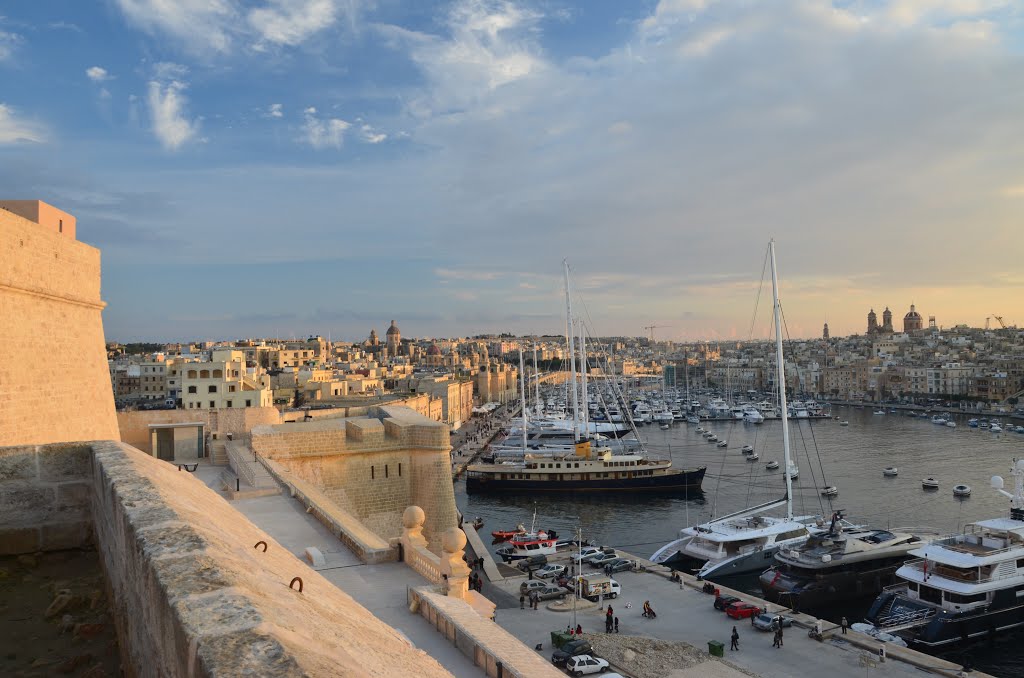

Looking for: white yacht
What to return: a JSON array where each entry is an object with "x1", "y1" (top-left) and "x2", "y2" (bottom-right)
[
  {"x1": 742, "y1": 405, "x2": 765, "y2": 424},
  {"x1": 651, "y1": 241, "x2": 819, "y2": 581},
  {"x1": 730, "y1": 406, "x2": 746, "y2": 421},
  {"x1": 865, "y1": 459, "x2": 1024, "y2": 646}
]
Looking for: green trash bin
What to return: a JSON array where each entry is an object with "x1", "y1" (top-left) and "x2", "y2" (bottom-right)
[
  {"x1": 708, "y1": 640, "x2": 725, "y2": 658},
  {"x1": 551, "y1": 631, "x2": 573, "y2": 649}
]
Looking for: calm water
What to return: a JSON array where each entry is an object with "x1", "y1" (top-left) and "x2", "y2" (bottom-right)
[{"x1": 455, "y1": 406, "x2": 1024, "y2": 676}]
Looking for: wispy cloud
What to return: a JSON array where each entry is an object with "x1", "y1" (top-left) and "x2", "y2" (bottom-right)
[
  {"x1": 267, "y1": 103, "x2": 284, "y2": 118},
  {"x1": 86, "y1": 66, "x2": 112, "y2": 82},
  {"x1": 301, "y1": 106, "x2": 349, "y2": 148},
  {"x1": 0, "y1": 23, "x2": 21, "y2": 61},
  {"x1": 0, "y1": 103, "x2": 45, "y2": 144},
  {"x1": 146, "y1": 64, "x2": 200, "y2": 150},
  {"x1": 434, "y1": 268, "x2": 503, "y2": 281},
  {"x1": 248, "y1": 0, "x2": 340, "y2": 48}
]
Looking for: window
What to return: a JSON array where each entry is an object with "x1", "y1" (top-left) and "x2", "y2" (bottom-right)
[
  {"x1": 946, "y1": 591, "x2": 986, "y2": 604},
  {"x1": 200, "y1": 370, "x2": 210, "y2": 378},
  {"x1": 371, "y1": 466, "x2": 375, "y2": 480},
  {"x1": 209, "y1": 401, "x2": 215, "y2": 408},
  {"x1": 208, "y1": 385, "x2": 217, "y2": 393},
  {"x1": 59, "y1": 219, "x2": 63, "y2": 233},
  {"x1": 246, "y1": 399, "x2": 252, "y2": 406},
  {"x1": 187, "y1": 370, "x2": 198, "y2": 378},
  {"x1": 213, "y1": 369, "x2": 223, "y2": 378},
  {"x1": 398, "y1": 463, "x2": 402, "y2": 477},
  {"x1": 226, "y1": 401, "x2": 232, "y2": 408},
  {"x1": 229, "y1": 385, "x2": 236, "y2": 392},
  {"x1": 187, "y1": 386, "x2": 197, "y2": 394},
  {"x1": 385, "y1": 465, "x2": 389, "y2": 478}
]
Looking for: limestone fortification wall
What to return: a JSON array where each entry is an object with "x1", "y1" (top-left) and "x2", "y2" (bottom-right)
[
  {"x1": 0, "y1": 440, "x2": 454, "y2": 677},
  {"x1": 251, "y1": 407, "x2": 458, "y2": 549},
  {"x1": 117, "y1": 407, "x2": 282, "y2": 454},
  {"x1": 0, "y1": 208, "x2": 118, "y2": 446}
]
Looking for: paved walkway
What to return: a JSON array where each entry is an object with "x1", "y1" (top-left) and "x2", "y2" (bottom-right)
[{"x1": 191, "y1": 463, "x2": 485, "y2": 677}]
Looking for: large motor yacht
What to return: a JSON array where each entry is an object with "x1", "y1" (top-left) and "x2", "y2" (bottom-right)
[
  {"x1": 864, "y1": 458, "x2": 1024, "y2": 646},
  {"x1": 759, "y1": 511, "x2": 934, "y2": 610}
]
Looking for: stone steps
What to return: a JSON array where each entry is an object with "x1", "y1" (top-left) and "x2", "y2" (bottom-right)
[{"x1": 210, "y1": 440, "x2": 228, "y2": 466}]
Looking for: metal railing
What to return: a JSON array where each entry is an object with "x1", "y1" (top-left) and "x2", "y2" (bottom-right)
[{"x1": 902, "y1": 558, "x2": 1010, "y2": 585}]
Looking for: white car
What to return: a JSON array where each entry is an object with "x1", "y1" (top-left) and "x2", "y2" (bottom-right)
[
  {"x1": 565, "y1": 655, "x2": 610, "y2": 676},
  {"x1": 535, "y1": 564, "x2": 567, "y2": 579},
  {"x1": 573, "y1": 547, "x2": 603, "y2": 564}
]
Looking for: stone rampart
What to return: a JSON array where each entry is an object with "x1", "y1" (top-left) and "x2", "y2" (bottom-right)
[
  {"x1": 0, "y1": 208, "x2": 118, "y2": 446},
  {"x1": 0, "y1": 440, "x2": 453, "y2": 677},
  {"x1": 117, "y1": 407, "x2": 282, "y2": 454}
]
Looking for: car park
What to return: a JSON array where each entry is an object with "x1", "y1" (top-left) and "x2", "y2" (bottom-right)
[
  {"x1": 515, "y1": 554, "x2": 549, "y2": 570},
  {"x1": 573, "y1": 547, "x2": 604, "y2": 564},
  {"x1": 713, "y1": 595, "x2": 741, "y2": 611},
  {"x1": 551, "y1": 640, "x2": 593, "y2": 667},
  {"x1": 589, "y1": 553, "x2": 619, "y2": 568},
  {"x1": 602, "y1": 558, "x2": 634, "y2": 574},
  {"x1": 752, "y1": 613, "x2": 793, "y2": 632},
  {"x1": 565, "y1": 654, "x2": 610, "y2": 676},
  {"x1": 726, "y1": 602, "x2": 762, "y2": 620},
  {"x1": 535, "y1": 564, "x2": 568, "y2": 579},
  {"x1": 535, "y1": 585, "x2": 570, "y2": 601},
  {"x1": 520, "y1": 580, "x2": 549, "y2": 595}
]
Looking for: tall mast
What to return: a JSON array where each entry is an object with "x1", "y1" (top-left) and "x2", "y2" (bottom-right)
[
  {"x1": 533, "y1": 341, "x2": 541, "y2": 417},
  {"x1": 770, "y1": 240, "x2": 794, "y2": 520},
  {"x1": 564, "y1": 260, "x2": 581, "y2": 442},
  {"x1": 580, "y1": 320, "x2": 589, "y2": 437},
  {"x1": 519, "y1": 348, "x2": 528, "y2": 456}
]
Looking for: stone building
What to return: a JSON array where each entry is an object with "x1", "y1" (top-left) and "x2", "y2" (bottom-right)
[
  {"x1": 904, "y1": 304, "x2": 924, "y2": 332},
  {"x1": 181, "y1": 349, "x2": 273, "y2": 410},
  {"x1": 386, "y1": 319, "x2": 401, "y2": 356},
  {"x1": 882, "y1": 307, "x2": 894, "y2": 333},
  {"x1": 867, "y1": 308, "x2": 878, "y2": 334}
]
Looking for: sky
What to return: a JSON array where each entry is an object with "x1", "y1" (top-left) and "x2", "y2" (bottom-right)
[{"x1": 1, "y1": 0, "x2": 1023, "y2": 343}]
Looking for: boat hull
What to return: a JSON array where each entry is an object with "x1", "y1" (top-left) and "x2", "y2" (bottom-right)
[
  {"x1": 867, "y1": 590, "x2": 1024, "y2": 647},
  {"x1": 759, "y1": 561, "x2": 906, "y2": 610},
  {"x1": 466, "y1": 467, "x2": 706, "y2": 494}
]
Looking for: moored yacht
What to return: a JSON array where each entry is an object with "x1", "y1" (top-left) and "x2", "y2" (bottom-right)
[
  {"x1": 760, "y1": 512, "x2": 934, "y2": 610},
  {"x1": 864, "y1": 459, "x2": 1024, "y2": 647}
]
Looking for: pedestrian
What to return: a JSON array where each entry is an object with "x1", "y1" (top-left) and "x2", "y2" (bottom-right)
[
  {"x1": 772, "y1": 629, "x2": 780, "y2": 648},
  {"x1": 751, "y1": 610, "x2": 756, "y2": 627},
  {"x1": 605, "y1": 617, "x2": 612, "y2": 633},
  {"x1": 614, "y1": 617, "x2": 619, "y2": 633},
  {"x1": 520, "y1": 594, "x2": 525, "y2": 610},
  {"x1": 777, "y1": 625, "x2": 784, "y2": 647},
  {"x1": 528, "y1": 567, "x2": 533, "y2": 580},
  {"x1": 576, "y1": 624, "x2": 583, "y2": 636},
  {"x1": 841, "y1": 616, "x2": 848, "y2": 634},
  {"x1": 566, "y1": 625, "x2": 572, "y2": 636},
  {"x1": 730, "y1": 626, "x2": 740, "y2": 651}
]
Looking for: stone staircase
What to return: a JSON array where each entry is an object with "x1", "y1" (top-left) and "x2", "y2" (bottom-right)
[
  {"x1": 209, "y1": 439, "x2": 229, "y2": 466},
  {"x1": 219, "y1": 440, "x2": 280, "y2": 500}
]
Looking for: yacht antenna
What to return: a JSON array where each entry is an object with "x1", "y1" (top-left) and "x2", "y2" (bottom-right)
[
  {"x1": 770, "y1": 240, "x2": 794, "y2": 520},
  {"x1": 519, "y1": 348, "x2": 528, "y2": 456},
  {"x1": 580, "y1": 320, "x2": 589, "y2": 437},
  {"x1": 533, "y1": 341, "x2": 541, "y2": 417},
  {"x1": 564, "y1": 260, "x2": 581, "y2": 442}
]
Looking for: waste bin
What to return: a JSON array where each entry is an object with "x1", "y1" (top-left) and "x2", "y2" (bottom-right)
[
  {"x1": 550, "y1": 631, "x2": 573, "y2": 649},
  {"x1": 708, "y1": 640, "x2": 725, "y2": 658}
]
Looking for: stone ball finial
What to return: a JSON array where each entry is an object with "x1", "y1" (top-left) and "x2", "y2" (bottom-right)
[
  {"x1": 442, "y1": 527, "x2": 467, "y2": 554},
  {"x1": 403, "y1": 506, "x2": 425, "y2": 529}
]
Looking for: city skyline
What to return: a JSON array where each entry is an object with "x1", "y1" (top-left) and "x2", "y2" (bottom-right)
[{"x1": 2, "y1": 1, "x2": 1023, "y2": 341}]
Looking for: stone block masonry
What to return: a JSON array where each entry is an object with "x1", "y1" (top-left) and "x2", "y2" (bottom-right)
[{"x1": 0, "y1": 207, "x2": 118, "y2": 446}]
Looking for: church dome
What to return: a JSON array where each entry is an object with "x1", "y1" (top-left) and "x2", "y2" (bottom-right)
[
  {"x1": 426, "y1": 343, "x2": 441, "y2": 356},
  {"x1": 386, "y1": 320, "x2": 400, "y2": 336},
  {"x1": 904, "y1": 304, "x2": 922, "y2": 320}
]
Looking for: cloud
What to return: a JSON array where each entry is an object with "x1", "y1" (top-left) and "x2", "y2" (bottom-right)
[
  {"x1": 268, "y1": 103, "x2": 284, "y2": 118},
  {"x1": 114, "y1": 0, "x2": 236, "y2": 54},
  {"x1": 247, "y1": 0, "x2": 339, "y2": 47},
  {"x1": 301, "y1": 107, "x2": 349, "y2": 148},
  {"x1": 146, "y1": 65, "x2": 200, "y2": 150},
  {"x1": 434, "y1": 268, "x2": 503, "y2": 281},
  {"x1": 86, "y1": 66, "x2": 112, "y2": 82},
  {"x1": 0, "y1": 103, "x2": 45, "y2": 144},
  {"x1": 359, "y1": 123, "x2": 386, "y2": 143},
  {"x1": 0, "y1": 24, "x2": 21, "y2": 61}
]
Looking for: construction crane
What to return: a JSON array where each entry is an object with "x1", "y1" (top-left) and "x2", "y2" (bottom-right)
[
  {"x1": 986, "y1": 315, "x2": 1010, "y2": 330},
  {"x1": 643, "y1": 324, "x2": 672, "y2": 343}
]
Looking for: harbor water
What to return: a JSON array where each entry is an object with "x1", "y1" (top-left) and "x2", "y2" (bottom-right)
[{"x1": 456, "y1": 405, "x2": 1024, "y2": 676}]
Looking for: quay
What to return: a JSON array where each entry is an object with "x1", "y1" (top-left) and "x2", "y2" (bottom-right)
[{"x1": 484, "y1": 538, "x2": 990, "y2": 678}]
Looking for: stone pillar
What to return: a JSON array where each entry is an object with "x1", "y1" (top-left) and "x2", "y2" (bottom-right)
[
  {"x1": 439, "y1": 527, "x2": 471, "y2": 600},
  {"x1": 401, "y1": 505, "x2": 428, "y2": 552}
]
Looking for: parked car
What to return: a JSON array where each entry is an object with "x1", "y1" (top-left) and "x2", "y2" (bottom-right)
[
  {"x1": 515, "y1": 554, "x2": 549, "y2": 570},
  {"x1": 551, "y1": 640, "x2": 593, "y2": 667},
  {"x1": 573, "y1": 547, "x2": 604, "y2": 564},
  {"x1": 752, "y1": 613, "x2": 793, "y2": 632},
  {"x1": 726, "y1": 602, "x2": 762, "y2": 620},
  {"x1": 589, "y1": 553, "x2": 619, "y2": 568},
  {"x1": 535, "y1": 585, "x2": 570, "y2": 601},
  {"x1": 602, "y1": 558, "x2": 634, "y2": 574},
  {"x1": 713, "y1": 595, "x2": 741, "y2": 611},
  {"x1": 565, "y1": 654, "x2": 610, "y2": 676},
  {"x1": 535, "y1": 564, "x2": 568, "y2": 579},
  {"x1": 520, "y1": 580, "x2": 549, "y2": 595}
]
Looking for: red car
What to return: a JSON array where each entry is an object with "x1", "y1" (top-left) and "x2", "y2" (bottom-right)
[{"x1": 725, "y1": 602, "x2": 761, "y2": 620}]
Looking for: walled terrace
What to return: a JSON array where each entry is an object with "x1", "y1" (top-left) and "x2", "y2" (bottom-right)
[
  {"x1": 250, "y1": 406, "x2": 458, "y2": 553},
  {"x1": 0, "y1": 440, "x2": 453, "y2": 677}
]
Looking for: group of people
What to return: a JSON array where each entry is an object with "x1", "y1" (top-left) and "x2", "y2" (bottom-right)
[
  {"x1": 727, "y1": 620, "x2": 784, "y2": 652},
  {"x1": 604, "y1": 606, "x2": 619, "y2": 633},
  {"x1": 468, "y1": 571, "x2": 483, "y2": 592},
  {"x1": 641, "y1": 600, "x2": 656, "y2": 619},
  {"x1": 522, "y1": 591, "x2": 541, "y2": 610},
  {"x1": 565, "y1": 624, "x2": 584, "y2": 636}
]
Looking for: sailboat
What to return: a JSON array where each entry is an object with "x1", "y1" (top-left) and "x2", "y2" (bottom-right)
[{"x1": 650, "y1": 241, "x2": 818, "y2": 579}]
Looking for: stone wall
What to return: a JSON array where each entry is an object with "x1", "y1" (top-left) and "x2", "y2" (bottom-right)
[
  {"x1": 4, "y1": 440, "x2": 454, "y2": 678},
  {"x1": 0, "y1": 208, "x2": 118, "y2": 446},
  {"x1": 117, "y1": 406, "x2": 282, "y2": 454},
  {"x1": 0, "y1": 443, "x2": 93, "y2": 554}
]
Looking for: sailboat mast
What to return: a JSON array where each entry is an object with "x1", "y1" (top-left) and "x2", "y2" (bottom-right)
[
  {"x1": 519, "y1": 348, "x2": 528, "y2": 455},
  {"x1": 580, "y1": 320, "x2": 589, "y2": 437},
  {"x1": 769, "y1": 240, "x2": 794, "y2": 520},
  {"x1": 533, "y1": 342, "x2": 541, "y2": 417},
  {"x1": 564, "y1": 260, "x2": 581, "y2": 442}
]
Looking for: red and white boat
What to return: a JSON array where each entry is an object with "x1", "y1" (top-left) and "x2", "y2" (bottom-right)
[
  {"x1": 496, "y1": 532, "x2": 559, "y2": 561},
  {"x1": 492, "y1": 523, "x2": 527, "y2": 541}
]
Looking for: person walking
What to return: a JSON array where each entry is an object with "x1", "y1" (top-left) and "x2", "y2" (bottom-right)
[
  {"x1": 730, "y1": 626, "x2": 740, "y2": 651},
  {"x1": 772, "y1": 629, "x2": 780, "y2": 648},
  {"x1": 841, "y1": 616, "x2": 848, "y2": 634},
  {"x1": 520, "y1": 594, "x2": 525, "y2": 610},
  {"x1": 576, "y1": 624, "x2": 583, "y2": 636},
  {"x1": 614, "y1": 617, "x2": 619, "y2": 633},
  {"x1": 777, "y1": 625, "x2": 784, "y2": 647}
]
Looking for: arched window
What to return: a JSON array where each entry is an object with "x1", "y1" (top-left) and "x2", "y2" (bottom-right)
[
  {"x1": 187, "y1": 370, "x2": 198, "y2": 379},
  {"x1": 213, "y1": 369, "x2": 223, "y2": 378},
  {"x1": 200, "y1": 370, "x2": 210, "y2": 378}
]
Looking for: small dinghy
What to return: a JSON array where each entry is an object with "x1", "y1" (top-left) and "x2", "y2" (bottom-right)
[
  {"x1": 946, "y1": 421, "x2": 957, "y2": 428},
  {"x1": 922, "y1": 477, "x2": 939, "y2": 490},
  {"x1": 765, "y1": 460, "x2": 779, "y2": 470},
  {"x1": 695, "y1": 427, "x2": 705, "y2": 433},
  {"x1": 839, "y1": 420, "x2": 849, "y2": 426},
  {"x1": 820, "y1": 486, "x2": 839, "y2": 497},
  {"x1": 747, "y1": 453, "x2": 760, "y2": 462},
  {"x1": 953, "y1": 484, "x2": 972, "y2": 497},
  {"x1": 883, "y1": 467, "x2": 898, "y2": 477},
  {"x1": 659, "y1": 423, "x2": 671, "y2": 430},
  {"x1": 741, "y1": 445, "x2": 754, "y2": 454},
  {"x1": 716, "y1": 440, "x2": 728, "y2": 448},
  {"x1": 706, "y1": 435, "x2": 718, "y2": 442}
]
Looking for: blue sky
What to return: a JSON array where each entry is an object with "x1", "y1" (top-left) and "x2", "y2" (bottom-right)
[{"x1": 2, "y1": 1, "x2": 1023, "y2": 342}]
